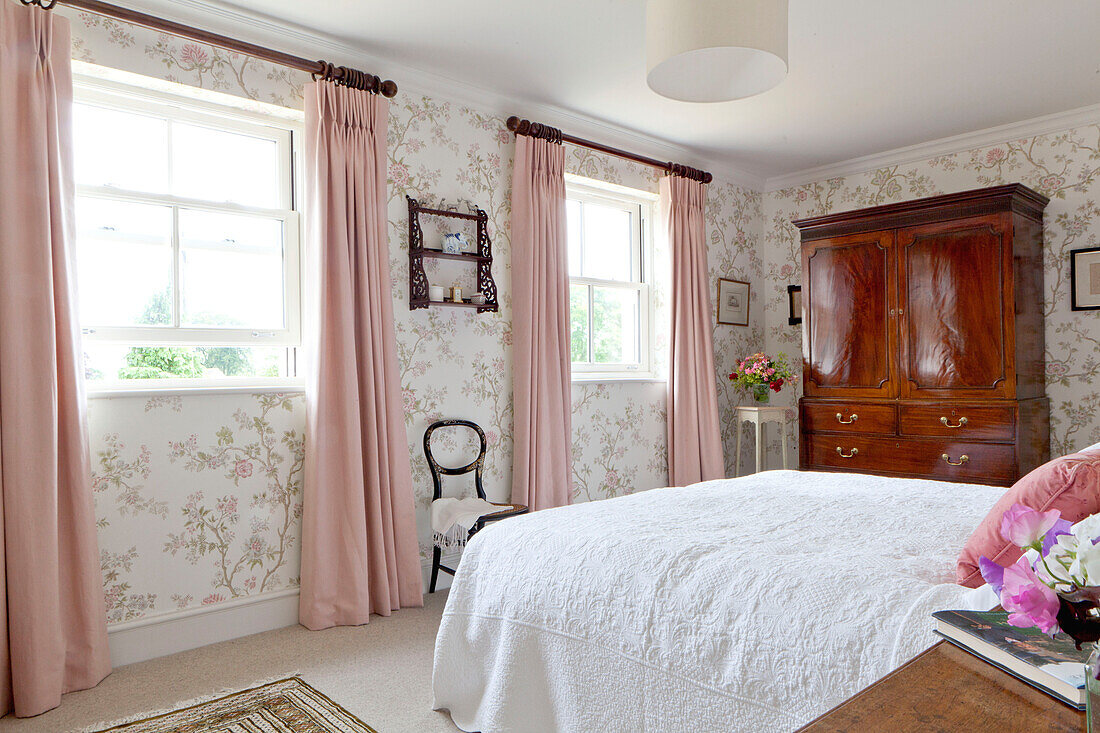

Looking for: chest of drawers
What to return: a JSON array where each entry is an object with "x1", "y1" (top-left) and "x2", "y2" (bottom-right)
[{"x1": 799, "y1": 399, "x2": 1048, "y2": 486}]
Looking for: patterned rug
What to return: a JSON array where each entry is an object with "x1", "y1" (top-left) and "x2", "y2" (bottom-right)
[{"x1": 92, "y1": 677, "x2": 378, "y2": 732}]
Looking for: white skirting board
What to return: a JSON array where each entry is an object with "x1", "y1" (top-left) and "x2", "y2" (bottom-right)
[
  {"x1": 108, "y1": 556, "x2": 461, "y2": 668},
  {"x1": 107, "y1": 588, "x2": 302, "y2": 667}
]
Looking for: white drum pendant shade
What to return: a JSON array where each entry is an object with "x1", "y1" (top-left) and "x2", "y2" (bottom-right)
[{"x1": 647, "y1": 0, "x2": 788, "y2": 103}]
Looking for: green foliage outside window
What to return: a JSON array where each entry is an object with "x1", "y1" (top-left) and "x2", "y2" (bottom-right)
[
  {"x1": 116, "y1": 289, "x2": 278, "y2": 379},
  {"x1": 570, "y1": 285, "x2": 627, "y2": 364}
]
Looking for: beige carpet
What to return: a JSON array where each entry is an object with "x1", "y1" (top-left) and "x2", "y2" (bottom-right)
[{"x1": 0, "y1": 592, "x2": 460, "y2": 733}]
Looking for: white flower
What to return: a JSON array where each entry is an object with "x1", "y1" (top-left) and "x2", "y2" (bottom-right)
[
  {"x1": 1037, "y1": 536, "x2": 1081, "y2": 588},
  {"x1": 1073, "y1": 514, "x2": 1100, "y2": 546},
  {"x1": 1074, "y1": 540, "x2": 1100, "y2": 586}
]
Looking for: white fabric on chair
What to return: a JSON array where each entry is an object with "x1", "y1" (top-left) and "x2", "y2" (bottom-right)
[{"x1": 431, "y1": 498, "x2": 512, "y2": 550}]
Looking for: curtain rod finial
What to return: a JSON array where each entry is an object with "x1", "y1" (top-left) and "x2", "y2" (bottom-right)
[
  {"x1": 381, "y1": 80, "x2": 398, "y2": 98},
  {"x1": 506, "y1": 116, "x2": 521, "y2": 132}
]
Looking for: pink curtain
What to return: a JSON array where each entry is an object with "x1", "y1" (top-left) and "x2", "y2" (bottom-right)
[
  {"x1": 0, "y1": 2, "x2": 111, "y2": 717},
  {"x1": 663, "y1": 175, "x2": 724, "y2": 485},
  {"x1": 511, "y1": 134, "x2": 573, "y2": 511},
  {"x1": 299, "y1": 81, "x2": 422, "y2": 630}
]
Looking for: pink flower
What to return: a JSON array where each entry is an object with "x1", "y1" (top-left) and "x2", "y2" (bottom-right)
[
  {"x1": 780, "y1": 264, "x2": 794, "y2": 277},
  {"x1": 179, "y1": 44, "x2": 209, "y2": 68},
  {"x1": 1001, "y1": 556, "x2": 1061, "y2": 634},
  {"x1": 1039, "y1": 174, "x2": 1065, "y2": 191},
  {"x1": 1046, "y1": 361, "x2": 1069, "y2": 377},
  {"x1": 234, "y1": 460, "x2": 253, "y2": 479},
  {"x1": 202, "y1": 593, "x2": 225, "y2": 605},
  {"x1": 1000, "y1": 503, "x2": 1061, "y2": 549},
  {"x1": 388, "y1": 162, "x2": 410, "y2": 187},
  {"x1": 985, "y1": 147, "x2": 1006, "y2": 165}
]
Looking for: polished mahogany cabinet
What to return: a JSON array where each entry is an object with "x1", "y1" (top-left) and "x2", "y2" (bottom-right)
[{"x1": 793, "y1": 185, "x2": 1049, "y2": 487}]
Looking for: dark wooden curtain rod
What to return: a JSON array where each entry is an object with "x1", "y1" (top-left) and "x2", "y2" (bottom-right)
[
  {"x1": 21, "y1": 0, "x2": 398, "y2": 97},
  {"x1": 506, "y1": 116, "x2": 712, "y2": 185}
]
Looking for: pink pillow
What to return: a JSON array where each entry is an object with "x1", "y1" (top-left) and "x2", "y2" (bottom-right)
[{"x1": 956, "y1": 445, "x2": 1100, "y2": 587}]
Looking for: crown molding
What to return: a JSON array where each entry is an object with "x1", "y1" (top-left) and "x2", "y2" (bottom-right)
[
  {"x1": 764, "y1": 102, "x2": 1100, "y2": 191},
  {"x1": 92, "y1": 0, "x2": 765, "y2": 190}
]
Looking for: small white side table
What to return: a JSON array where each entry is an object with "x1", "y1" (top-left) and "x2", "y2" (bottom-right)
[{"x1": 734, "y1": 405, "x2": 790, "y2": 476}]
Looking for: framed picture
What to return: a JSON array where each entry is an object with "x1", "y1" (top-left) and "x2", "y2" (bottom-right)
[
  {"x1": 1072, "y1": 246, "x2": 1100, "y2": 311},
  {"x1": 787, "y1": 285, "x2": 802, "y2": 326},
  {"x1": 716, "y1": 278, "x2": 750, "y2": 326}
]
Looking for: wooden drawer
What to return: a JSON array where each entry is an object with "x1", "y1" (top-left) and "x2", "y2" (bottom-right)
[
  {"x1": 801, "y1": 401, "x2": 896, "y2": 435},
  {"x1": 804, "y1": 434, "x2": 1018, "y2": 485},
  {"x1": 899, "y1": 403, "x2": 1015, "y2": 442}
]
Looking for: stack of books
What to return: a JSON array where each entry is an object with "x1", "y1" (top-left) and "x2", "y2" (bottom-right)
[{"x1": 933, "y1": 609, "x2": 1090, "y2": 709}]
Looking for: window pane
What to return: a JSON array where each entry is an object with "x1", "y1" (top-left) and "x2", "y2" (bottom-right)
[
  {"x1": 82, "y1": 343, "x2": 291, "y2": 381},
  {"x1": 73, "y1": 104, "x2": 169, "y2": 192},
  {"x1": 76, "y1": 197, "x2": 173, "y2": 327},
  {"x1": 179, "y1": 210, "x2": 285, "y2": 329},
  {"x1": 592, "y1": 287, "x2": 639, "y2": 364},
  {"x1": 172, "y1": 123, "x2": 280, "y2": 208},
  {"x1": 581, "y1": 203, "x2": 632, "y2": 281},
  {"x1": 569, "y1": 283, "x2": 590, "y2": 363},
  {"x1": 567, "y1": 199, "x2": 582, "y2": 277}
]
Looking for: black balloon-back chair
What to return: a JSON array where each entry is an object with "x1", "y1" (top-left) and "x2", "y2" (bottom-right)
[{"x1": 424, "y1": 419, "x2": 528, "y2": 593}]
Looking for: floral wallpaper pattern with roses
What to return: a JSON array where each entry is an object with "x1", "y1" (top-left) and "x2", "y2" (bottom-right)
[
  {"x1": 65, "y1": 9, "x2": 762, "y2": 623},
  {"x1": 761, "y1": 130, "x2": 1100, "y2": 462}
]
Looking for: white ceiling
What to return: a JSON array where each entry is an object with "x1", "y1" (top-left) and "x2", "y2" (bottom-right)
[{"x1": 166, "y1": 0, "x2": 1100, "y2": 183}]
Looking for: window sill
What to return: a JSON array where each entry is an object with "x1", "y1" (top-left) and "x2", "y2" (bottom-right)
[
  {"x1": 86, "y1": 379, "x2": 305, "y2": 399},
  {"x1": 571, "y1": 374, "x2": 666, "y2": 384}
]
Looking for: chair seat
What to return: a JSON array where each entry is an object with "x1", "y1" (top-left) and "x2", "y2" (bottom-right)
[{"x1": 479, "y1": 503, "x2": 528, "y2": 521}]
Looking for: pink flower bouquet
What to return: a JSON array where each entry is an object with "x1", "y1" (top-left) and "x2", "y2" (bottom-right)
[
  {"x1": 980, "y1": 503, "x2": 1100, "y2": 647},
  {"x1": 729, "y1": 352, "x2": 795, "y2": 404}
]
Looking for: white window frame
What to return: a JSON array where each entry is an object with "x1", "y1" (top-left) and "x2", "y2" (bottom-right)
[
  {"x1": 73, "y1": 75, "x2": 304, "y2": 392},
  {"x1": 566, "y1": 175, "x2": 658, "y2": 382}
]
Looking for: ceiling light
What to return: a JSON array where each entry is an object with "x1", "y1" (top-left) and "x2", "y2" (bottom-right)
[{"x1": 646, "y1": 0, "x2": 788, "y2": 103}]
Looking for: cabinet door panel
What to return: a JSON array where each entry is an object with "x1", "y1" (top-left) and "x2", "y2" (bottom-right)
[
  {"x1": 898, "y1": 215, "x2": 1012, "y2": 399},
  {"x1": 802, "y1": 231, "x2": 896, "y2": 399}
]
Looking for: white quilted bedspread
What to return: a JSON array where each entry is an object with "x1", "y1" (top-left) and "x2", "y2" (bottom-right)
[{"x1": 432, "y1": 470, "x2": 1005, "y2": 732}]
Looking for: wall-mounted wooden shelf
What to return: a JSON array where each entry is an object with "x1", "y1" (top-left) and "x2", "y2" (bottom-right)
[
  {"x1": 410, "y1": 299, "x2": 492, "y2": 309},
  {"x1": 407, "y1": 196, "x2": 498, "y2": 313},
  {"x1": 418, "y1": 248, "x2": 490, "y2": 263}
]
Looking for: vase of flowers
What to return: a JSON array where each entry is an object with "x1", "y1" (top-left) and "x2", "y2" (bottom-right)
[
  {"x1": 980, "y1": 505, "x2": 1100, "y2": 729},
  {"x1": 729, "y1": 352, "x2": 795, "y2": 405}
]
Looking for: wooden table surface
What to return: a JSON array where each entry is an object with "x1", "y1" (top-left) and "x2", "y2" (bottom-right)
[{"x1": 797, "y1": 640, "x2": 1085, "y2": 732}]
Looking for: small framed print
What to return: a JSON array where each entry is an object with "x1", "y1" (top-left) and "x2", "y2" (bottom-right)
[
  {"x1": 1072, "y1": 246, "x2": 1100, "y2": 311},
  {"x1": 716, "y1": 278, "x2": 750, "y2": 326},
  {"x1": 787, "y1": 285, "x2": 802, "y2": 326}
]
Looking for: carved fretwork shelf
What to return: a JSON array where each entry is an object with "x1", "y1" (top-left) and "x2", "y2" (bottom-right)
[{"x1": 407, "y1": 196, "x2": 498, "y2": 313}]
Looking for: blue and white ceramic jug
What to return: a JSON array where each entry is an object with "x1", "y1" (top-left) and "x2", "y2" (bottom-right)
[{"x1": 442, "y1": 233, "x2": 470, "y2": 254}]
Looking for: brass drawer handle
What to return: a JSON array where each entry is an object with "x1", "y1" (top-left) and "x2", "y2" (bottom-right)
[
  {"x1": 940, "y1": 416, "x2": 969, "y2": 428},
  {"x1": 836, "y1": 447, "x2": 859, "y2": 459},
  {"x1": 942, "y1": 453, "x2": 970, "y2": 466},
  {"x1": 835, "y1": 413, "x2": 859, "y2": 424}
]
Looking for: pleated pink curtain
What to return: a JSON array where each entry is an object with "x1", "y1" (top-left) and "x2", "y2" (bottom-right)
[
  {"x1": 299, "y1": 81, "x2": 423, "y2": 630},
  {"x1": 663, "y1": 174, "x2": 725, "y2": 485},
  {"x1": 0, "y1": 1, "x2": 111, "y2": 717},
  {"x1": 511, "y1": 134, "x2": 573, "y2": 511}
]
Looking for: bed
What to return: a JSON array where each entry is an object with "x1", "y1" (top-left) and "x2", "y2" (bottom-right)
[{"x1": 432, "y1": 470, "x2": 1003, "y2": 732}]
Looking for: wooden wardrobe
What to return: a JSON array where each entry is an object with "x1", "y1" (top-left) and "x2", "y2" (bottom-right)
[{"x1": 793, "y1": 184, "x2": 1050, "y2": 487}]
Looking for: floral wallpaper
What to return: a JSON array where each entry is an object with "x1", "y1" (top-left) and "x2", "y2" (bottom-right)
[
  {"x1": 761, "y1": 129, "x2": 1100, "y2": 462},
  {"x1": 88, "y1": 393, "x2": 305, "y2": 623},
  {"x1": 64, "y1": 8, "x2": 762, "y2": 624}
]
